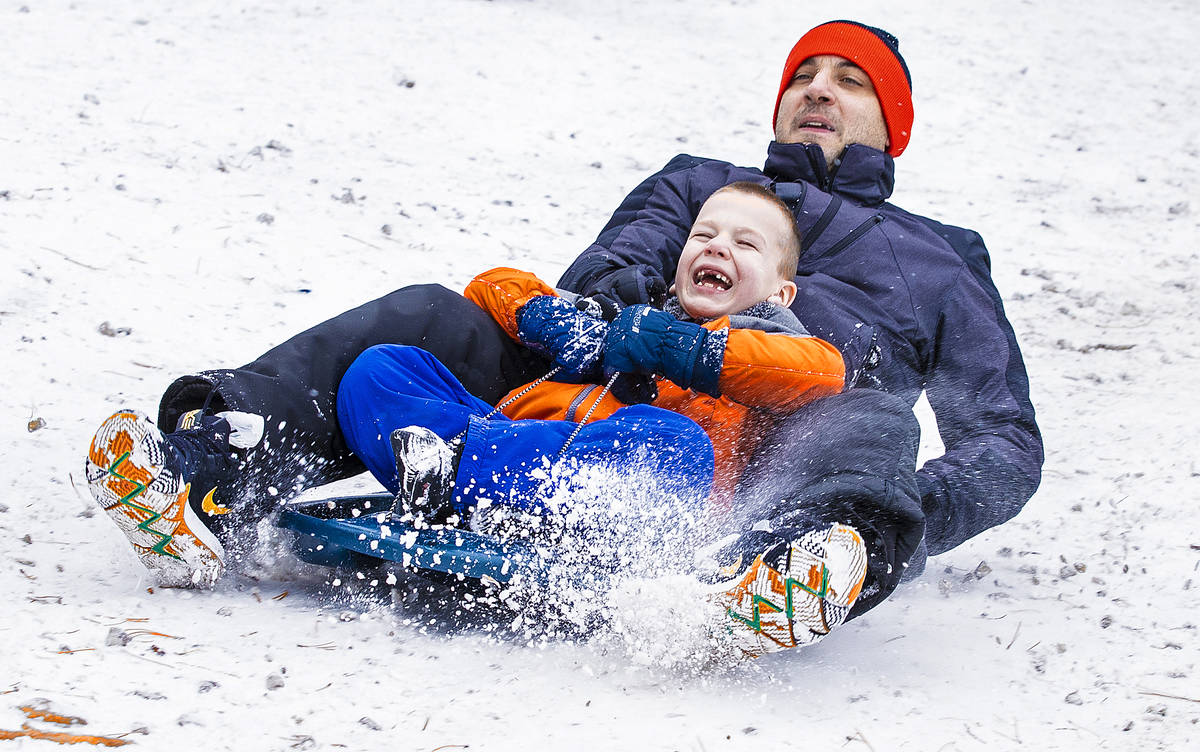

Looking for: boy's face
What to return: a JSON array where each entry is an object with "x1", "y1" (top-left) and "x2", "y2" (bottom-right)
[{"x1": 672, "y1": 190, "x2": 798, "y2": 320}]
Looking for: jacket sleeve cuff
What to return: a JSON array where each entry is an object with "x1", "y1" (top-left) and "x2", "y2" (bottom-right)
[
  {"x1": 691, "y1": 326, "x2": 727, "y2": 397},
  {"x1": 916, "y1": 470, "x2": 950, "y2": 555}
]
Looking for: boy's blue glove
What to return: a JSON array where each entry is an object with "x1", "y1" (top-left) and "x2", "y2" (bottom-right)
[
  {"x1": 603, "y1": 305, "x2": 726, "y2": 397},
  {"x1": 516, "y1": 294, "x2": 607, "y2": 382}
]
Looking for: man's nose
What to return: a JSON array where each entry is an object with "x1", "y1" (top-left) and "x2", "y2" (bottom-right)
[{"x1": 804, "y1": 69, "x2": 835, "y2": 103}]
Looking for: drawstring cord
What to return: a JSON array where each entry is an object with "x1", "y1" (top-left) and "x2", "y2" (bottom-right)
[
  {"x1": 450, "y1": 365, "x2": 622, "y2": 459},
  {"x1": 452, "y1": 317, "x2": 625, "y2": 504},
  {"x1": 449, "y1": 365, "x2": 564, "y2": 444}
]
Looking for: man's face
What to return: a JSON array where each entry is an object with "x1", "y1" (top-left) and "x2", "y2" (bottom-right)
[
  {"x1": 774, "y1": 54, "x2": 888, "y2": 168},
  {"x1": 672, "y1": 190, "x2": 797, "y2": 320}
]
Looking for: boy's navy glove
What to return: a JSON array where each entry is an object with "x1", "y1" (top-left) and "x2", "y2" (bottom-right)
[
  {"x1": 603, "y1": 305, "x2": 726, "y2": 397},
  {"x1": 516, "y1": 294, "x2": 607, "y2": 382},
  {"x1": 580, "y1": 265, "x2": 668, "y2": 321}
]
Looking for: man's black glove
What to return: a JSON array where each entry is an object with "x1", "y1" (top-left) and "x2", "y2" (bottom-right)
[
  {"x1": 610, "y1": 373, "x2": 658, "y2": 405},
  {"x1": 579, "y1": 265, "x2": 668, "y2": 321}
]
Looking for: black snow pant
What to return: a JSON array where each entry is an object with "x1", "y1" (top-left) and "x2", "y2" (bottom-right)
[
  {"x1": 728, "y1": 389, "x2": 926, "y2": 620},
  {"x1": 157, "y1": 284, "x2": 547, "y2": 541}
]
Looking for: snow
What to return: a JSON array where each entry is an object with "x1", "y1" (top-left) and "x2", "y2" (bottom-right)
[{"x1": 3, "y1": 0, "x2": 1198, "y2": 749}]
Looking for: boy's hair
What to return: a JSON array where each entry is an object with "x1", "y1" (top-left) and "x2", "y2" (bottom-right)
[{"x1": 711, "y1": 181, "x2": 802, "y2": 278}]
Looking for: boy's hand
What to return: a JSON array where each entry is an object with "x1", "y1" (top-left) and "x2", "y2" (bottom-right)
[
  {"x1": 603, "y1": 306, "x2": 725, "y2": 396},
  {"x1": 516, "y1": 295, "x2": 607, "y2": 382}
]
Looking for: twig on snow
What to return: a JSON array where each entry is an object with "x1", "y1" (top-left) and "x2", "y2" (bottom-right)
[
  {"x1": 343, "y1": 234, "x2": 382, "y2": 250},
  {"x1": 40, "y1": 246, "x2": 104, "y2": 271},
  {"x1": 1139, "y1": 690, "x2": 1200, "y2": 703},
  {"x1": 1078, "y1": 343, "x2": 1135, "y2": 353},
  {"x1": 1006, "y1": 620, "x2": 1022, "y2": 649},
  {"x1": 0, "y1": 723, "x2": 131, "y2": 747},
  {"x1": 20, "y1": 705, "x2": 86, "y2": 726}
]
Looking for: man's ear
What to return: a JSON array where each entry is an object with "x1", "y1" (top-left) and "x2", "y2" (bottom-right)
[{"x1": 769, "y1": 279, "x2": 798, "y2": 308}]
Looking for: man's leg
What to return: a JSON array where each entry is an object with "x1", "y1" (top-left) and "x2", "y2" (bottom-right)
[
  {"x1": 155, "y1": 284, "x2": 546, "y2": 533},
  {"x1": 730, "y1": 389, "x2": 925, "y2": 620}
]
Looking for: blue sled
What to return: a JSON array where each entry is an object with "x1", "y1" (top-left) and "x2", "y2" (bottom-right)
[{"x1": 276, "y1": 494, "x2": 540, "y2": 584}]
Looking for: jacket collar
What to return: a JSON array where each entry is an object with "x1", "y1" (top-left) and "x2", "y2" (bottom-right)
[
  {"x1": 663, "y1": 296, "x2": 807, "y2": 335},
  {"x1": 763, "y1": 141, "x2": 896, "y2": 207}
]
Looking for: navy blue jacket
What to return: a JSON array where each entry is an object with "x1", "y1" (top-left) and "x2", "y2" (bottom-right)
[{"x1": 558, "y1": 141, "x2": 1043, "y2": 556}]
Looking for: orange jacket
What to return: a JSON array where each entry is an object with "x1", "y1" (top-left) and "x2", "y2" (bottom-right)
[{"x1": 464, "y1": 267, "x2": 845, "y2": 507}]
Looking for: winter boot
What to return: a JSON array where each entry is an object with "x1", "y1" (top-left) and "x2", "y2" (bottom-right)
[
  {"x1": 85, "y1": 409, "x2": 246, "y2": 588},
  {"x1": 390, "y1": 426, "x2": 462, "y2": 527},
  {"x1": 700, "y1": 523, "x2": 867, "y2": 658}
]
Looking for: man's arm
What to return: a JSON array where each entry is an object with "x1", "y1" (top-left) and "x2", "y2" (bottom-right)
[{"x1": 916, "y1": 236, "x2": 1044, "y2": 556}]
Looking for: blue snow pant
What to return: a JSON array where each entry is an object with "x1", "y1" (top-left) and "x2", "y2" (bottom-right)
[{"x1": 335, "y1": 344, "x2": 715, "y2": 514}]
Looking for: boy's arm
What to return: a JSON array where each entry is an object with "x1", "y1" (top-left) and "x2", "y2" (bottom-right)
[
  {"x1": 604, "y1": 306, "x2": 844, "y2": 410},
  {"x1": 716, "y1": 322, "x2": 845, "y2": 410},
  {"x1": 464, "y1": 267, "x2": 559, "y2": 341}
]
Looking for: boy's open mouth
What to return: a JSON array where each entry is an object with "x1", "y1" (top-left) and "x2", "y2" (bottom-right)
[{"x1": 693, "y1": 268, "x2": 732, "y2": 291}]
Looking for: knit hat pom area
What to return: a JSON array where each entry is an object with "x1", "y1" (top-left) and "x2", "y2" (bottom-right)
[{"x1": 774, "y1": 20, "x2": 914, "y2": 158}]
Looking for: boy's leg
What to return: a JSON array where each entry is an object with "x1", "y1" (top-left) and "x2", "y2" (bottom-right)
[
  {"x1": 338, "y1": 346, "x2": 713, "y2": 539},
  {"x1": 455, "y1": 404, "x2": 714, "y2": 513},
  {"x1": 335, "y1": 344, "x2": 495, "y2": 493}
]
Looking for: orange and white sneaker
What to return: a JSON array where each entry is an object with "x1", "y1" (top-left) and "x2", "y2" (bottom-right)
[
  {"x1": 703, "y1": 523, "x2": 868, "y2": 658},
  {"x1": 84, "y1": 409, "x2": 240, "y2": 588}
]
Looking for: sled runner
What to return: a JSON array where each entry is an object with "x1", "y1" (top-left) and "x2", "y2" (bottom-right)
[{"x1": 276, "y1": 493, "x2": 541, "y2": 584}]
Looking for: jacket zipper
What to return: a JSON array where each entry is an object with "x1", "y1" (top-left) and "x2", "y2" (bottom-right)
[
  {"x1": 801, "y1": 195, "x2": 843, "y2": 253},
  {"x1": 565, "y1": 385, "x2": 599, "y2": 422},
  {"x1": 812, "y1": 214, "x2": 884, "y2": 261}
]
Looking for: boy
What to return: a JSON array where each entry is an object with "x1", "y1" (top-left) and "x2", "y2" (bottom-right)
[
  {"x1": 339, "y1": 182, "x2": 837, "y2": 501},
  {"x1": 336, "y1": 182, "x2": 864, "y2": 655}
]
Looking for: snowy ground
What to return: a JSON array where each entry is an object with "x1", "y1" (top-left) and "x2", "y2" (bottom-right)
[{"x1": 3, "y1": 0, "x2": 1198, "y2": 749}]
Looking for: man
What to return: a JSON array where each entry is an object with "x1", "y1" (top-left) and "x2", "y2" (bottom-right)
[
  {"x1": 85, "y1": 21, "x2": 1041, "y2": 650},
  {"x1": 557, "y1": 21, "x2": 1042, "y2": 621}
]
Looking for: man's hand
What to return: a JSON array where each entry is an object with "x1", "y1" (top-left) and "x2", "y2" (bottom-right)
[
  {"x1": 579, "y1": 266, "x2": 668, "y2": 320},
  {"x1": 516, "y1": 295, "x2": 607, "y2": 382},
  {"x1": 603, "y1": 305, "x2": 725, "y2": 396},
  {"x1": 610, "y1": 373, "x2": 658, "y2": 405}
]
